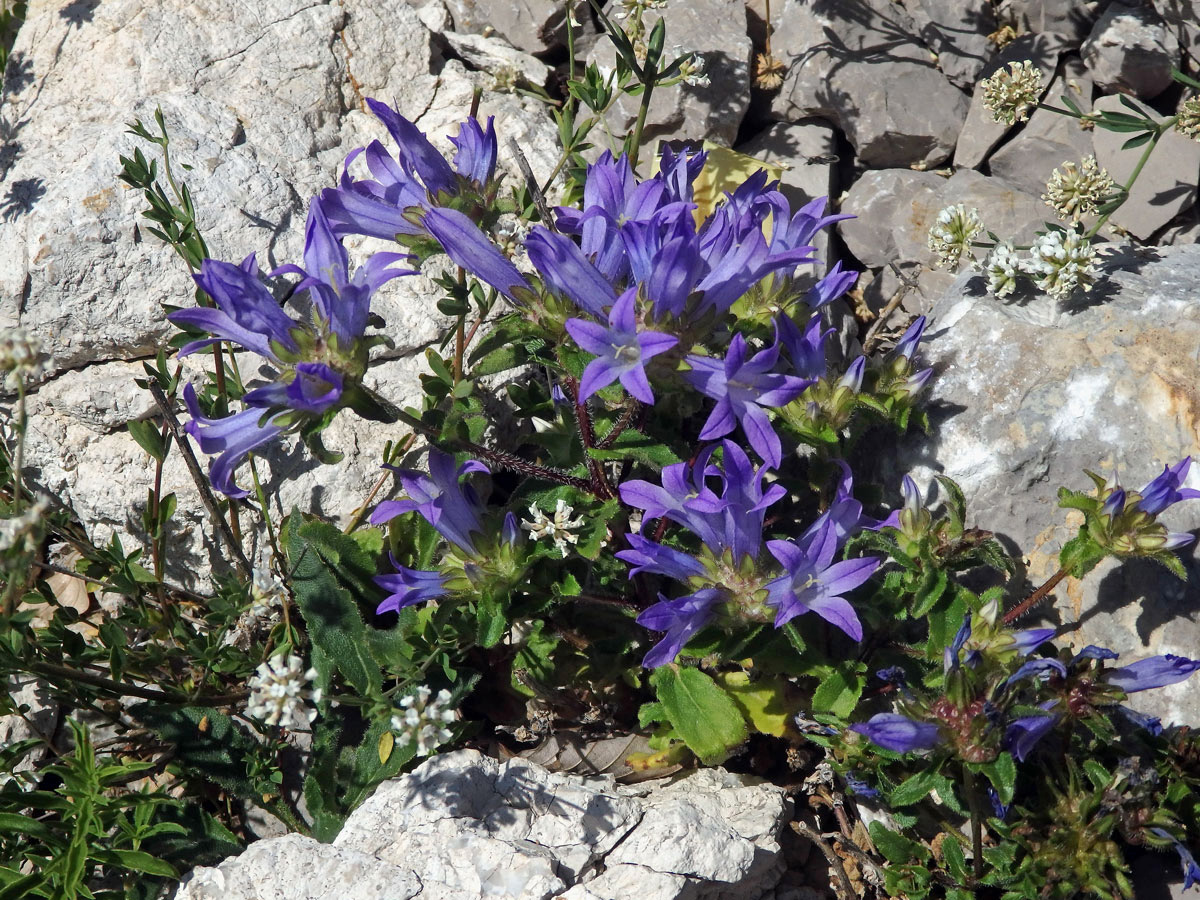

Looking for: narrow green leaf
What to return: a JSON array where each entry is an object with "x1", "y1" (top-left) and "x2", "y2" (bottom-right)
[
  {"x1": 942, "y1": 833, "x2": 969, "y2": 882},
  {"x1": 90, "y1": 849, "x2": 178, "y2": 879},
  {"x1": 0, "y1": 874, "x2": 43, "y2": 900},
  {"x1": 869, "y1": 821, "x2": 930, "y2": 864},
  {"x1": 127, "y1": 419, "x2": 166, "y2": 462},
  {"x1": 811, "y1": 662, "x2": 866, "y2": 718},
  {"x1": 651, "y1": 666, "x2": 748, "y2": 764},
  {"x1": 889, "y1": 770, "x2": 939, "y2": 807}
]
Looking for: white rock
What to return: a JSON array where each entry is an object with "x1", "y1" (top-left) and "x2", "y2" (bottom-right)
[
  {"x1": 441, "y1": 31, "x2": 552, "y2": 89},
  {"x1": 175, "y1": 749, "x2": 792, "y2": 900}
]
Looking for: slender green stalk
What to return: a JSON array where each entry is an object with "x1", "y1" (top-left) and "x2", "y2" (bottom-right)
[
  {"x1": 962, "y1": 764, "x2": 985, "y2": 881},
  {"x1": 628, "y1": 80, "x2": 655, "y2": 172},
  {"x1": 1084, "y1": 120, "x2": 1173, "y2": 240}
]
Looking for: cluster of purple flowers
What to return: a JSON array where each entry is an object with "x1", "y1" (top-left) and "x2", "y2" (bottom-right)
[{"x1": 172, "y1": 101, "x2": 501, "y2": 497}]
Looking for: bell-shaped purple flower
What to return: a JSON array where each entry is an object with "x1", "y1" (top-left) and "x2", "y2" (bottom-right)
[
  {"x1": 850, "y1": 713, "x2": 941, "y2": 753},
  {"x1": 565, "y1": 289, "x2": 678, "y2": 404},
  {"x1": 375, "y1": 557, "x2": 449, "y2": 615},
  {"x1": 172, "y1": 254, "x2": 300, "y2": 361},
  {"x1": 242, "y1": 362, "x2": 344, "y2": 415},
  {"x1": 526, "y1": 227, "x2": 616, "y2": 318},
  {"x1": 449, "y1": 115, "x2": 498, "y2": 188},
  {"x1": 1004, "y1": 701, "x2": 1061, "y2": 762},
  {"x1": 1012, "y1": 627, "x2": 1056, "y2": 655},
  {"x1": 636, "y1": 588, "x2": 723, "y2": 668},
  {"x1": 685, "y1": 333, "x2": 810, "y2": 467},
  {"x1": 1105, "y1": 654, "x2": 1200, "y2": 693},
  {"x1": 1137, "y1": 457, "x2": 1200, "y2": 515},
  {"x1": 422, "y1": 207, "x2": 532, "y2": 304},
  {"x1": 804, "y1": 260, "x2": 859, "y2": 309},
  {"x1": 776, "y1": 312, "x2": 832, "y2": 381},
  {"x1": 182, "y1": 384, "x2": 286, "y2": 499},
  {"x1": 1149, "y1": 828, "x2": 1200, "y2": 890},
  {"x1": 764, "y1": 516, "x2": 880, "y2": 639},
  {"x1": 370, "y1": 449, "x2": 489, "y2": 556}
]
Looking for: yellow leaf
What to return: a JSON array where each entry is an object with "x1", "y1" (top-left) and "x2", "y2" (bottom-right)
[
  {"x1": 378, "y1": 730, "x2": 394, "y2": 765},
  {"x1": 690, "y1": 142, "x2": 787, "y2": 226},
  {"x1": 715, "y1": 671, "x2": 792, "y2": 738}
]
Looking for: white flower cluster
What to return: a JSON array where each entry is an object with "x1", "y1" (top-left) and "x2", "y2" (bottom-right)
[
  {"x1": 1042, "y1": 156, "x2": 1114, "y2": 221},
  {"x1": 522, "y1": 498, "x2": 586, "y2": 557},
  {"x1": 674, "y1": 48, "x2": 710, "y2": 87},
  {"x1": 392, "y1": 686, "x2": 457, "y2": 756},
  {"x1": 0, "y1": 496, "x2": 51, "y2": 554},
  {"x1": 1024, "y1": 228, "x2": 1098, "y2": 300},
  {"x1": 615, "y1": 0, "x2": 666, "y2": 18},
  {"x1": 984, "y1": 241, "x2": 1022, "y2": 298},
  {"x1": 225, "y1": 563, "x2": 286, "y2": 647},
  {"x1": 981, "y1": 60, "x2": 1043, "y2": 125},
  {"x1": 927, "y1": 204, "x2": 983, "y2": 269},
  {"x1": 0, "y1": 328, "x2": 44, "y2": 392},
  {"x1": 246, "y1": 653, "x2": 318, "y2": 730},
  {"x1": 1177, "y1": 97, "x2": 1200, "y2": 141}
]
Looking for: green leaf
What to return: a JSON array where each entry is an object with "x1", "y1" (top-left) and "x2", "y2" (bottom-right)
[
  {"x1": 811, "y1": 662, "x2": 866, "y2": 718},
  {"x1": 0, "y1": 874, "x2": 44, "y2": 900},
  {"x1": 1059, "y1": 531, "x2": 1106, "y2": 579},
  {"x1": 90, "y1": 849, "x2": 177, "y2": 879},
  {"x1": 888, "y1": 769, "x2": 940, "y2": 807},
  {"x1": 588, "y1": 430, "x2": 681, "y2": 468},
  {"x1": 1083, "y1": 759, "x2": 1111, "y2": 790},
  {"x1": 284, "y1": 515, "x2": 382, "y2": 698},
  {"x1": 869, "y1": 821, "x2": 930, "y2": 864},
  {"x1": 1171, "y1": 66, "x2": 1200, "y2": 90},
  {"x1": 942, "y1": 833, "x2": 969, "y2": 883},
  {"x1": 1121, "y1": 131, "x2": 1154, "y2": 150},
  {"x1": 127, "y1": 419, "x2": 166, "y2": 462},
  {"x1": 715, "y1": 671, "x2": 791, "y2": 737},
  {"x1": 474, "y1": 595, "x2": 508, "y2": 648},
  {"x1": 651, "y1": 666, "x2": 748, "y2": 764},
  {"x1": 974, "y1": 752, "x2": 1017, "y2": 806}
]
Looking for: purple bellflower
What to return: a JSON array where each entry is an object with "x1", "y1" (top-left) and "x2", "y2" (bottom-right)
[
  {"x1": 375, "y1": 558, "x2": 449, "y2": 615},
  {"x1": 850, "y1": 713, "x2": 941, "y2": 753},
  {"x1": 370, "y1": 449, "x2": 489, "y2": 556},
  {"x1": 637, "y1": 589, "x2": 724, "y2": 668},
  {"x1": 804, "y1": 260, "x2": 859, "y2": 309},
  {"x1": 170, "y1": 203, "x2": 413, "y2": 496},
  {"x1": 1137, "y1": 457, "x2": 1200, "y2": 515},
  {"x1": 685, "y1": 333, "x2": 810, "y2": 467},
  {"x1": 776, "y1": 312, "x2": 833, "y2": 381},
  {"x1": 320, "y1": 99, "x2": 499, "y2": 241},
  {"x1": 1004, "y1": 701, "x2": 1062, "y2": 762},
  {"x1": 1149, "y1": 828, "x2": 1200, "y2": 890},
  {"x1": 1105, "y1": 654, "x2": 1200, "y2": 693},
  {"x1": 764, "y1": 516, "x2": 880, "y2": 640},
  {"x1": 565, "y1": 288, "x2": 678, "y2": 403}
]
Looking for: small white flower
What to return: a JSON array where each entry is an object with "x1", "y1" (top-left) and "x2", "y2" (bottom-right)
[
  {"x1": 522, "y1": 498, "x2": 587, "y2": 557},
  {"x1": 391, "y1": 686, "x2": 457, "y2": 756},
  {"x1": 1176, "y1": 96, "x2": 1200, "y2": 141},
  {"x1": 0, "y1": 328, "x2": 44, "y2": 392},
  {"x1": 981, "y1": 60, "x2": 1043, "y2": 125},
  {"x1": 1043, "y1": 156, "x2": 1114, "y2": 221},
  {"x1": 246, "y1": 654, "x2": 318, "y2": 730},
  {"x1": 1022, "y1": 228, "x2": 1098, "y2": 300},
  {"x1": 673, "y1": 48, "x2": 709, "y2": 87},
  {"x1": 985, "y1": 241, "x2": 1022, "y2": 298},
  {"x1": 927, "y1": 204, "x2": 983, "y2": 270}
]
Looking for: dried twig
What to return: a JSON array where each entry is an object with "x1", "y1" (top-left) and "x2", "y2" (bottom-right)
[
  {"x1": 507, "y1": 137, "x2": 556, "y2": 228},
  {"x1": 862, "y1": 262, "x2": 923, "y2": 354},
  {"x1": 791, "y1": 819, "x2": 857, "y2": 900}
]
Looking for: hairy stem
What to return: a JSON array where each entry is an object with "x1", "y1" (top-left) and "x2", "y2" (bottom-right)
[{"x1": 1003, "y1": 566, "x2": 1068, "y2": 624}]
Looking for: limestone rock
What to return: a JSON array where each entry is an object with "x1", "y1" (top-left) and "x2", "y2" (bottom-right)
[
  {"x1": 440, "y1": 0, "x2": 586, "y2": 55},
  {"x1": 0, "y1": 0, "x2": 558, "y2": 582},
  {"x1": 988, "y1": 57, "x2": 1096, "y2": 198},
  {"x1": 588, "y1": 0, "x2": 752, "y2": 146},
  {"x1": 1082, "y1": 1, "x2": 1180, "y2": 99},
  {"x1": 176, "y1": 749, "x2": 792, "y2": 900},
  {"x1": 994, "y1": 0, "x2": 1102, "y2": 45},
  {"x1": 906, "y1": 0, "x2": 998, "y2": 89},
  {"x1": 840, "y1": 168, "x2": 1046, "y2": 272},
  {"x1": 175, "y1": 833, "x2": 424, "y2": 900},
  {"x1": 1092, "y1": 95, "x2": 1200, "y2": 241},
  {"x1": 895, "y1": 244, "x2": 1200, "y2": 727},
  {"x1": 1153, "y1": 0, "x2": 1200, "y2": 57},
  {"x1": 769, "y1": 0, "x2": 968, "y2": 168},
  {"x1": 953, "y1": 32, "x2": 1068, "y2": 169},
  {"x1": 441, "y1": 31, "x2": 553, "y2": 89}
]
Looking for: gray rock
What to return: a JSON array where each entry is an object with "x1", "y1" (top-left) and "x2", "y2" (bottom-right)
[
  {"x1": 993, "y1": 0, "x2": 1102, "y2": 45},
  {"x1": 441, "y1": 31, "x2": 553, "y2": 89},
  {"x1": 588, "y1": 0, "x2": 752, "y2": 146},
  {"x1": 736, "y1": 119, "x2": 838, "y2": 262},
  {"x1": 1, "y1": 0, "x2": 559, "y2": 583},
  {"x1": 0, "y1": 677, "x2": 57, "y2": 780},
  {"x1": 1153, "y1": 0, "x2": 1200, "y2": 56},
  {"x1": 906, "y1": 0, "x2": 998, "y2": 88},
  {"x1": 953, "y1": 32, "x2": 1068, "y2": 169},
  {"x1": 840, "y1": 168, "x2": 1047, "y2": 272},
  {"x1": 769, "y1": 0, "x2": 968, "y2": 168},
  {"x1": 440, "y1": 0, "x2": 585, "y2": 55},
  {"x1": 177, "y1": 749, "x2": 792, "y2": 900},
  {"x1": 988, "y1": 57, "x2": 1096, "y2": 198},
  {"x1": 900, "y1": 244, "x2": 1200, "y2": 727},
  {"x1": 1081, "y1": 1, "x2": 1180, "y2": 99},
  {"x1": 1092, "y1": 94, "x2": 1200, "y2": 240}
]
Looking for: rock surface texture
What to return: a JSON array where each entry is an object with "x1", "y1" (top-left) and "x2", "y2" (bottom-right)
[
  {"x1": 0, "y1": 0, "x2": 557, "y2": 585},
  {"x1": 894, "y1": 244, "x2": 1200, "y2": 727},
  {"x1": 174, "y1": 750, "x2": 792, "y2": 900}
]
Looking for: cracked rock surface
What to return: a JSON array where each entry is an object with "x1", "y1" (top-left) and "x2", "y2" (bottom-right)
[{"x1": 174, "y1": 749, "x2": 792, "y2": 900}]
